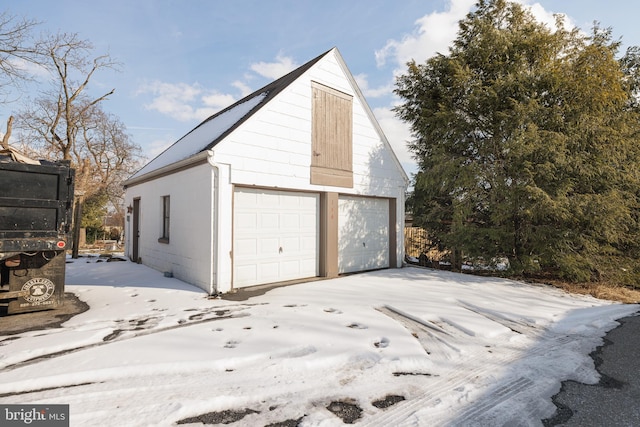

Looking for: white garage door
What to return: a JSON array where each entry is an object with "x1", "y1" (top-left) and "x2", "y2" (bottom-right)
[
  {"x1": 234, "y1": 188, "x2": 319, "y2": 288},
  {"x1": 338, "y1": 196, "x2": 389, "y2": 274}
]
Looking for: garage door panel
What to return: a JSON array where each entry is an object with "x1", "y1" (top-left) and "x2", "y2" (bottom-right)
[
  {"x1": 260, "y1": 237, "x2": 279, "y2": 254},
  {"x1": 281, "y1": 260, "x2": 302, "y2": 277},
  {"x1": 234, "y1": 188, "x2": 319, "y2": 288},
  {"x1": 365, "y1": 249, "x2": 387, "y2": 270},
  {"x1": 300, "y1": 235, "x2": 317, "y2": 252},
  {"x1": 235, "y1": 238, "x2": 257, "y2": 256},
  {"x1": 338, "y1": 196, "x2": 389, "y2": 274},
  {"x1": 282, "y1": 213, "x2": 300, "y2": 229},
  {"x1": 236, "y1": 212, "x2": 257, "y2": 229},
  {"x1": 235, "y1": 189, "x2": 258, "y2": 205},
  {"x1": 301, "y1": 213, "x2": 316, "y2": 226},
  {"x1": 236, "y1": 265, "x2": 257, "y2": 283},
  {"x1": 259, "y1": 262, "x2": 280, "y2": 281},
  {"x1": 300, "y1": 257, "x2": 316, "y2": 269},
  {"x1": 280, "y1": 236, "x2": 301, "y2": 251},
  {"x1": 260, "y1": 213, "x2": 280, "y2": 230}
]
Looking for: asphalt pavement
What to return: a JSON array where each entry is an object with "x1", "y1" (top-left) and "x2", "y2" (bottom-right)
[
  {"x1": 543, "y1": 312, "x2": 640, "y2": 426},
  {"x1": 0, "y1": 292, "x2": 88, "y2": 335}
]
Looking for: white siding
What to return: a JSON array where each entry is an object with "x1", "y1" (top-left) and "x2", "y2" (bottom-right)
[{"x1": 124, "y1": 163, "x2": 214, "y2": 293}]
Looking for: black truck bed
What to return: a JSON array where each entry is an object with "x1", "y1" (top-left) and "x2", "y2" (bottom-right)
[{"x1": 0, "y1": 158, "x2": 75, "y2": 314}]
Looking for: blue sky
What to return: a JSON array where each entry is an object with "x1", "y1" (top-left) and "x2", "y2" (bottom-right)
[{"x1": 1, "y1": 0, "x2": 638, "y2": 178}]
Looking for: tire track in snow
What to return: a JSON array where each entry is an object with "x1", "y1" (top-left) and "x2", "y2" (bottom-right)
[
  {"x1": 457, "y1": 300, "x2": 545, "y2": 337},
  {"x1": 0, "y1": 342, "x2": 344, "y2": 426},
  {"x1": 0, "y1": 307, "x2": 252, "y2": 373},
  {"x1": 366, "y1": 303, "x2": 580, "y2": 426},
  {"x1": 376, "y1": 305, "x2": 464, "y2": 361},
  {"x1": 443, "y1": 376, "x2": 534, "y2": 426}
]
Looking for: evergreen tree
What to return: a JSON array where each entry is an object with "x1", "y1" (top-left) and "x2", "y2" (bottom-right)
[
  {"x1": 81, "y1": 191, "x2": 109, "y2": 243},
  {"x1": 395, "y1": 0, "x2": 640, "y2": 284}
]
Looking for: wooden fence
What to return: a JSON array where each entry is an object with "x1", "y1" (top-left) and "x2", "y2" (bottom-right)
[{"x1": 404, "y1": 226, "x2": 446, "y2": 260}]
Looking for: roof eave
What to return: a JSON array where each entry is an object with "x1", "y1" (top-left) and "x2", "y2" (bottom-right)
[{"x1": 123, "y1": 150, "x2": 212, "y2": 189}]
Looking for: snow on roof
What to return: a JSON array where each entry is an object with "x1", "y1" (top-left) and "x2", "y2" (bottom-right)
[
  {"x1": 130, "y1": 93, "x2": 267, "y2": 179},
  {"x1": 128, "y1": 49, "x2": 332, "y2": 183}
]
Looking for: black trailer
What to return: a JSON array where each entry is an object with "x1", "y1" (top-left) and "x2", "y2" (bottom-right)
[{"x1": 0, "y1": 152, "x2": 75, "y2": 315}]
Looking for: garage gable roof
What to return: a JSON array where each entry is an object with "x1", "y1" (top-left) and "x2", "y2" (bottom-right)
[{"x1": 128, "y1": 49, "x2": 330, "y2": 181}]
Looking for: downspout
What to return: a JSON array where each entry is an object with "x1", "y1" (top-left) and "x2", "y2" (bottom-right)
[
  {"x1": 205, "y1": 150, "x2": 220, "y2": 297},
  {"x1": 206, "y1": 150, "x2": 232, "y2": 297},
  {"x1": 399, "y1": 184, "x2": 407, "y2": 268}
]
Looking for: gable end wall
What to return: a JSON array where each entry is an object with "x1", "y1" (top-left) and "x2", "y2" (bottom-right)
[{"x1": 211, "y1": 50, "x2": 407, "y2": 197}]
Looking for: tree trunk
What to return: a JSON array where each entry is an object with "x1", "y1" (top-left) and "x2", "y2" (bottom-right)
[
  {"x1": 450, "y1": 247, "x2": 463, "y2": 272},
  {"x1": 1, "y1": 116, "x2": 13, "y2": 149}
]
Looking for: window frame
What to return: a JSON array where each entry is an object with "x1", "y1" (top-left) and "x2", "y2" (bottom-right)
[{"x1": 158, "y1": 195, "x2": 170, "y2": 243}]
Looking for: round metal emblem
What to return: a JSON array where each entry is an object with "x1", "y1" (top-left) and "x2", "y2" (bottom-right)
[{"x1": 21, "y1": 278, "x2": 56, "y2": 303}]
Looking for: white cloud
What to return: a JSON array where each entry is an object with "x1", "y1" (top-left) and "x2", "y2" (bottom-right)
[
  {"x1": 137, "y1": 81, "x2": 202, "y2": 121},
  {"x1": 249, "y1": 54, "x2": 298, "y2": 80},
  {"x1": 353, "y1": 73, "x2": 393, "y2": 99},
  {"x1": 136, "y1": 53, "x2": 301, "y2": 124},
  {"x1": 136, "y1": 81, "x2": 200, "y2": 101},
  {"x1": 201, "y1": 92, "x2": 236, "y2": 110},
  {"x1": 137, "y1": 81, "x2": 237, "y2": 122},
  {"x1": 518, "y1": 1, "x2": 573, "y2": 31},
  {"x1": 375, "y1": 0, "x2": 476, "y2": 69},
  {"x1": 145, "y1": 137, "x2": 175, "y2": 160},
  {"x1": 231, "y1": 80, "x2": 253, "y2": 97},
  {"x1": 9, "y1": 57, "x2": 50, "y2": 79}
]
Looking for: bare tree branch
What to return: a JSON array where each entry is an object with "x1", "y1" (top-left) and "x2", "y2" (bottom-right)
[
  {"x1": 0, "y1": 12, "x2": 42, "y2": 98},
  {"x1": 15, "y1": 30, "x2": 135, "y2": 201}
]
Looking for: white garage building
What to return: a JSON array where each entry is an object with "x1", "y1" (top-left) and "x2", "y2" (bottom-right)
[{"x1": 123, "y1": 48, "x2": 409, "y2": 295}]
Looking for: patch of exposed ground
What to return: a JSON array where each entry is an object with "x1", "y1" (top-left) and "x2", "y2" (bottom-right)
[
  {"x1": 177, "y1": 408, "x2": 259, "y2": 425},
  {"x1": 326, "y1": 399, "x2": 362, "y2": 424},
  {"x1": 372, "y1": 394, "x2": 406, "y2": 409},
  {"x1": 264, "y1": 417, "x2": 304, "y2": 427},
  {"x1": 544, "y1": 280, "x2": 640, "y2": 304}
]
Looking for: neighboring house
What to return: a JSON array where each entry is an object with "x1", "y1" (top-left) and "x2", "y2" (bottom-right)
[{"x1": 123, "y1": 47, "x2": 409, "y2": 295}]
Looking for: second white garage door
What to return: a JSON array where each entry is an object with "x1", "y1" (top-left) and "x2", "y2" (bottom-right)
[
  {"x1": 233, "y1": 188, "x2": 319, "y2": 288},
  {"x1": 338, "y1": 196, "x2": 389, "y2": 274}
]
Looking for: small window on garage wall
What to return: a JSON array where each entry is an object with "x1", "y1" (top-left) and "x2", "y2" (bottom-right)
[
  {"x1": 311, "y1": 82, "x2": 353, "y2": 188},
  {"x1": 159, "y1": 195, "x2": 170, "y2": 243}
]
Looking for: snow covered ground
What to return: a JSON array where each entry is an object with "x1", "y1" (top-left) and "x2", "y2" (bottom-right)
[{"x1": 0, "y1": 256, "x2": 637, "y2": 426}]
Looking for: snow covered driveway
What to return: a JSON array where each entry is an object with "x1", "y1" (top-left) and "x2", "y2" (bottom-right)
[{"x1": 0, "y1": 258, "x2": 637, "y2": 426}]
